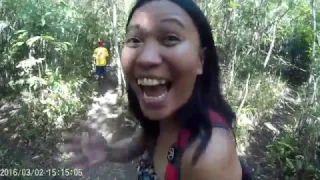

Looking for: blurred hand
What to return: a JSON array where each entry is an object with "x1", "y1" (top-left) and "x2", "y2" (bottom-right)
[{"x1": 61, "y1": 121, "x2": 108, "y2": 177}]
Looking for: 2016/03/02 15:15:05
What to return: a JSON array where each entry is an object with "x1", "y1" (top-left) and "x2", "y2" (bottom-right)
[{"x1": 0, "y1": 168, "x2": 83, "y2": 177}]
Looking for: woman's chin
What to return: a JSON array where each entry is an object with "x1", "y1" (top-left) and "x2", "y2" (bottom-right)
[{"x1": 142, "y1": 110, "x2": 170, "y2": 121}]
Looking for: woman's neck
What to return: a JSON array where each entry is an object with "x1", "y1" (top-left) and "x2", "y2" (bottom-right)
[{"x1": 159, "y1": 117, "x2": 180, "y2": 135}]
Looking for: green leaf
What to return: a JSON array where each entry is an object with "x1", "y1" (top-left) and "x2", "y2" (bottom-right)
[
  {"x1": 13, "y1": 42, "x2": 25, "y2": 47},
  {"x1": 58, "y1": 1, "x2": 68, "y2": 8},
  {"x1": 285, "y1": 158, "x2": 295, "y2": 169},
  {"x1": 277, "y1": 141, "x2": 294, "y2": 151},
  {"x1": 229, "y1": 1, "x2": 237, "y2": 8},
  {"x1": 64, "y1": 42, "x2": 72, "y2": 46},
  {"x1": 14, "y1": 30, "x2": 28, "y2": 35},
  {"x1": 18, "y1": 32, "x2": 28, "y2": 39},
  {"x1": 41, "y1": 36, "x2": 55, "y2": 41},
  {"x1": 26, "y1": 36, "x2": 41, "y2": 46}
]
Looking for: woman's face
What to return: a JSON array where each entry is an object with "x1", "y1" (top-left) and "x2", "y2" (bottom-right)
[{"x1": 121, "y1": 0, "x2": 204, "y2": 121}]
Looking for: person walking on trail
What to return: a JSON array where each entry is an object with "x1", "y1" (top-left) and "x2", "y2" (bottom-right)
[
  {"x1": 62, "y1": 0, "x2": 252, "y2": 180},
  {"x1": 93, "y1": 40, "x2": 109, "y2": 80}
]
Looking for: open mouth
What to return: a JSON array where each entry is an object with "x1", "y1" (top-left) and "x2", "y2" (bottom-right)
[{"x1": 137, "y1": 78, "x2": 172, "y2": 102}]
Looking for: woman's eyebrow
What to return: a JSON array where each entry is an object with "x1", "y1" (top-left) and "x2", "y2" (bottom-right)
[
  {"x1": 126, "y1": 17, "x2": 185, "y2": 34},
  {"x1": 160, "y1": 17, "x2": 185, "y2": 28},
  {"x1": 125, "y1": 24, "x2": 150, "y2": 36},
  {"x1": 126, "y1": 24, "x2": 140, "y2": 33}
]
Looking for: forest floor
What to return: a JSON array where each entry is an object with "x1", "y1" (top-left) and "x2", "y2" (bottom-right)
[
  {"x1": 0, "y1": 71, "x2": 138, "y2": 180},
  {"x1": 0, "y1": 69, "x2": 291, "y2": 180},
  {"x1": 80, "y1": 76, "x2": 138, "y2": 180},
  {"x1": 244, "y1": 101, "x2": 294, "y2": 180}
]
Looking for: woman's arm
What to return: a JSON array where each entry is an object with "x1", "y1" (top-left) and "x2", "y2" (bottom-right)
[
  {"x1": 105, "y1": 127, "x2": 149, "y2": 163},
  {"x1": 62, "y1": 122, "x2": 149, "y2": 171}
]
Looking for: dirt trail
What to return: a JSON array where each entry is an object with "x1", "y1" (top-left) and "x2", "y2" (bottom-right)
[
  {"x1": 83, "y1": 77, "x2": 138, "y2": 180},
  {"x1": 244, "y1": 99, "x2": 296, "y2": 180},
  {"x1": 0, "y1": 73, "x2": 138, "y2": 180}
]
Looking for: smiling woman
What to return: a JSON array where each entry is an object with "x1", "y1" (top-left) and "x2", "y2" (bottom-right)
[
  {"x1": 122, "y1": 0, "x2": 252, "y2": 180},
  {"x1": 122, "y1": 2, "x2": 204, "y2": 122},
  {"x1": 62, "y1": 0, "x2": 252, "y2": 179}
]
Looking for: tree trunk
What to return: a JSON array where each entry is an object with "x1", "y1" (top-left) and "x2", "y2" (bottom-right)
[
  {"x1": 310, "y1": 0, "x2": 316, "y2": 58},
  {"x1": 112, "y1": 3, "x2": 126, "y2": 96}
]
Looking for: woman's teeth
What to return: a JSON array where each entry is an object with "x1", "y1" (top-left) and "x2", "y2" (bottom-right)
[
  {"x1": 137, "y1": 78, "x2": 167, "y2": 86},
  {"x1": 143, "y1": 92, "x2": 167, "y2": 99},
  {"x1": 137, "y1": 78, "x2": 169, "y2": 100}
]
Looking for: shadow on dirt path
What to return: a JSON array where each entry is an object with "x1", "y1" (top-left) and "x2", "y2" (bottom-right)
[{"x1": 83, "y1": 72, "x2": 139, "y2": 180}]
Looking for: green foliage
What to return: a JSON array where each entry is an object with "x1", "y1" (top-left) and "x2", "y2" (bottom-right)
[
  {"x1": 0, "y1": 0, "x2": 107, "y2": 173},
  {"x1": 198, "y1": 0, "x2": 320, "y2": 178},
  {"x1": 267, "y1": 126, "x2": 320, "y2": 179}
]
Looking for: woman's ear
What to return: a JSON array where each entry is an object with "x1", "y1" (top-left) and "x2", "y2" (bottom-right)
[
  {"x1": 200, "y1": 47, "x2": 206, "y2": 62},
  {"x1": 196, "y1": 47, "x2": 206, "y2": 75}
]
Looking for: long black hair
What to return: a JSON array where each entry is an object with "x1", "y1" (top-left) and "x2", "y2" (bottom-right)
[{"x1": 126, "y1": 0, "x2": 236, "y2": 165}]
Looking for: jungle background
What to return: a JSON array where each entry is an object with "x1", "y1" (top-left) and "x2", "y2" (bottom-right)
[{"x1": 0, "y1": 0, "x2": 319, "y2": 179}]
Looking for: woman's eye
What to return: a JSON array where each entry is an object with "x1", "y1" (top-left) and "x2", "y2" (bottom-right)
[
  {"x1": 125, "y1": 37, "x2": 141, "y2": 47},
  {"x1": 163, "y1": 35, "x2": 180, "y2": 46},
  {"x1": 166, "y1": 35, "x2": 179, "y2": 41},
  {"x1": 127, "y1": 37, "x2": 140, "y2": 43}
]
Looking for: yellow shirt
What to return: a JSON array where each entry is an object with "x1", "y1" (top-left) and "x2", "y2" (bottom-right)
[{"x1": 93, "y1": 47, "x2": 109, "y2": 66}]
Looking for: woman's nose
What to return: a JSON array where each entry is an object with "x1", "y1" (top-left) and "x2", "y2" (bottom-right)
[{"x1": 136, "y1": 42, "x2": 162, "y2": 69}]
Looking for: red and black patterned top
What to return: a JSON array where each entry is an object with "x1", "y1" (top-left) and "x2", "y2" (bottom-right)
[{"x1": 137, "y1": 111, "x2": 252, "y2": 180}]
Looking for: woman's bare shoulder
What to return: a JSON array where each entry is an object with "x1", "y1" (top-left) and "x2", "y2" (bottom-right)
[{"x1": 180, "y1": 128, "x2": 242, "y2": 180}]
